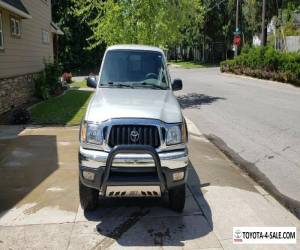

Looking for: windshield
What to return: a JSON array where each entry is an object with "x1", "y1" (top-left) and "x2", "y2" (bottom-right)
[{"x1": 99, "y1": 50, "x2": 169, "y2": 89}]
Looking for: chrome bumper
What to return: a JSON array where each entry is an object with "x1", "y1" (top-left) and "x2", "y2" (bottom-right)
[{"x1": 79, "y1": 146, "x2": 188, "y2": 170}]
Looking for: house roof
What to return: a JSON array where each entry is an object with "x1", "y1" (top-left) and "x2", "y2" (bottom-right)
[
  {"x1": 0, "y1": 0, "x2": 31, "y2": 19},
  {"x1": 51, "y1": 22, "x2": 64, "y2": 35}
]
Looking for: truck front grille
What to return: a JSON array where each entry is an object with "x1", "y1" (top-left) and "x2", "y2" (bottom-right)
[{"x1": 108, "y1": 125, "x2": 160, "y2": 148}]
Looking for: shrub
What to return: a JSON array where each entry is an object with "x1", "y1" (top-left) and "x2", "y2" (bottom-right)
[
  {"x1": 221, "y1": 46, "x2": 300, "y2": 86},
  {"x1": 34, "y1": 62, "x2": 62, "y2": 100},
  {"x1": 34, "y1": 72, "x2": 49, "y2": 100},
  {"x1": 44, "y1": 62, "x2": 62, "y2": 95},
  {"x1": 10, "y1": 108, "x2": 31, "y2": 125}
]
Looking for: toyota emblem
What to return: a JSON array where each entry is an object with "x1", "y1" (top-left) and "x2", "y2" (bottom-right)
[{"x1": 130, "y1": 129, "x2": 139, "y2": 142}]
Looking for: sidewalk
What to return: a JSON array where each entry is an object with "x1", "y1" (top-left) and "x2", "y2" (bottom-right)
[{"x1": 186, "y1": 118, "x2": 300, "y2": 249}]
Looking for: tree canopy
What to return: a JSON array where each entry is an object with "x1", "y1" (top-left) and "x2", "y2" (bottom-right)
[
  {"x1": 52, "y1": 0, "x2": 300, "y2": 70},
  {"x1": 73, "y1": 0, "x2": 204, "y2": 49}
]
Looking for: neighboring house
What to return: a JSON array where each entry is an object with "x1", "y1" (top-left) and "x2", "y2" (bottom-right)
[
  {"x1": 0, "y1": 0, "x2": 63, "y2": 115},
  {"x1": 253, "y1": 15, "x2": 300, "y2": 52}
]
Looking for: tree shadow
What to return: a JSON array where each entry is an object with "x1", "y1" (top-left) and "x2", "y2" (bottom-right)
[
  {"x1": 0, "y1": 134, "x2": 58, "y2": 215},
  {"x1": 177, "y1": 93, "x2": 226, "y2": 109},
  {"x1": 83, "y1": 160, "x2": 213, "y2": 247}
]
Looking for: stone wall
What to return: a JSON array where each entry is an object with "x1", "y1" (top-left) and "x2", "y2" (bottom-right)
[{"x1": 0, "y1": 73, "x2": 37, "y2": 114}]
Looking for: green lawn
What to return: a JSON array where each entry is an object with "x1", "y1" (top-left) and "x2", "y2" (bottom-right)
[
  {"x1": 30, "y1": 90, "x2": 93, "y2": 126},
  {"x1": 70, "y1": 80, "x2": 88, "y2": 89},
  {"x1": 169, "y1": 60, "x2": 211, "y2": 69}
]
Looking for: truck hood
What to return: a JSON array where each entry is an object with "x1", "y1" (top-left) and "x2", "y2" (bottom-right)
[{"x1": 85, "y1": 88, "x2": 182, "y2": 123}]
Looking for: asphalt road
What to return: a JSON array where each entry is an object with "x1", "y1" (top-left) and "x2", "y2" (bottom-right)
[{"x1": 171, "y1": 66, "x2": 300, "y2": 215}]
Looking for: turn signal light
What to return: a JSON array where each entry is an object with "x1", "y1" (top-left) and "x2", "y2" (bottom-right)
[
  {"x1": 83, "y1": 171, "x2": 95, "y2": 181},
  {"x1": 173, "y1": 171, "x2": 184, "y2": 181}
]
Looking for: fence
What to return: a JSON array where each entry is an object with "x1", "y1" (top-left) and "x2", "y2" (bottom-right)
[{"x1": 285, "y1": 36, "x2": 300, "y2": 52}]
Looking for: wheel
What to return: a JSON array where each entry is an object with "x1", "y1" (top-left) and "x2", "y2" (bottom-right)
[
  {"x1": 169, "y1": 184, "x2": 186, "y2": 212},
  {"x1": 79, "y1": 178, "x2": 98, "y2": 211}
]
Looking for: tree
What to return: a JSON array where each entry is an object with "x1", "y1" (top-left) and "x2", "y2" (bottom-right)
[
  {"x1": 52, "y1": 0, "x2": 105, "y2": 72},
  {"x1": 181, "y1": 1, "x2": 205, "y2": 47},
  {"x1": 200, "y1": 0, "x2": 236, "y2": 61},
  {"x1": 73, "y1": 0, "x2": 204, "y2": 49},
  {"x1": 243, "y1": 0, "x2": 260, "y2": 37}
]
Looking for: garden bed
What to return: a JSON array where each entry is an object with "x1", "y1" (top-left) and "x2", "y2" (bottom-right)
[{"x1": 220, "y1": 46, "x2": 300, "y2": 86}]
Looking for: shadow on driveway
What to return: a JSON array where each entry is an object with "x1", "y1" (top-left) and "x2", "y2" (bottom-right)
[
  {"x1": 83, "y1": 160, "x2": 213, "y2": 248},
  {"x1": 177, "y1": 93, "x2": 226, "y2": 109},
  {"x1": 0, "y1": 134, "x2": 58, "y2": 214}
]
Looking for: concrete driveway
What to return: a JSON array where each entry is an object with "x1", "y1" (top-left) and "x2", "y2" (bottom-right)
[{"x1": 0, "y1": 123, "x2": 299, "y2": 250}]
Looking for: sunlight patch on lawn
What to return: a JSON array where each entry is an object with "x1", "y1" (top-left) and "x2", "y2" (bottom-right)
[
  {"x1": 29, "y1": 90, "x2": 93, "y2": 126},
  {"x1": 169, "y1": 60, "x2": 210, "y2": 69},
  {"x1": 70, "y1": 80, "x2": 88, "y2": 89}
]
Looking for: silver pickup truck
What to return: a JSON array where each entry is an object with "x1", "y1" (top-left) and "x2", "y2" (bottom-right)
[{"x1": 79, "y1": 45, "x2": 188, "y2": 212}]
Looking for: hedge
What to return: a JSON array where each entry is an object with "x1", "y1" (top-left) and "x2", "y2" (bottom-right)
[{"x1": 220, "y1": 46, "x2": 300, "y2": 86}]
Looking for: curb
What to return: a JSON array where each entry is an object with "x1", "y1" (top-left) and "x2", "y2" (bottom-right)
[
  {"x1": 184, "y1": 117, "x2": 300, "y2": 220},
  {"x1": 207, "y1": 134, "x2": 300, "y2": 220},
  {"x1": 220, "y1": 72, "x2": 299, "y2": 89}
]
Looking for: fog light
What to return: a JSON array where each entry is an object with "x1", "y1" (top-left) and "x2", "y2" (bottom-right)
[
  {"x1": 83, "y1": 171, "x2": 95, "y2": 181},
  {"x1": 173, "y1": 171, "x2": 184, "y2": 181}
]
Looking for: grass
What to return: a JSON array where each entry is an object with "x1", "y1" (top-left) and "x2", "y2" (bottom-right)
[
  {"x1": 29, "y1": 90, "x2": 93, "y2": 126},
  {"x1": 169, "y1": 60, "x2": 213, "y2": 69},
  {"x1": 70, "y1": 80, "x2": 88, "y2": 89}
]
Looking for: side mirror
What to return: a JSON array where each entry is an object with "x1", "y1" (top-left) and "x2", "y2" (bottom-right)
[
  {"x1": 86, "y1": 75, "x2": 97, "y2": 88},
  {"x1": 172, "y1": 78, "x2": 183, "y2": 91}
]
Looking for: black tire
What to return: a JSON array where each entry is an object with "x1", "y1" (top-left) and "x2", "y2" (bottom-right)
[
  {"x1": 79, "y1": 178, "x2": 98, "y2": 211},
  {"x1": 169, "y1": 184, "x2": 186, "y2": 213}
]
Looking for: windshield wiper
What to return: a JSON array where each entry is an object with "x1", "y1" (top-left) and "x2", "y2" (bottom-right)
[
  {"x1": 100, "y1": 82, "x2": 133, "y2": 88},
  {"x1": 136, "y1": 82, "x2": 167, "y2": 90}
]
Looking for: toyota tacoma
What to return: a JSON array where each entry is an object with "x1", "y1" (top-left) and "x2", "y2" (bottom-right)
[{"x1": 79, "y1": 45, "x2": 188, "y2": 212}]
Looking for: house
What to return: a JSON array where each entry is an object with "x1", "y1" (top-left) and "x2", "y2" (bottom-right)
[{"x1": 0, "y1": 0, "x2": 63, "y2": 114}]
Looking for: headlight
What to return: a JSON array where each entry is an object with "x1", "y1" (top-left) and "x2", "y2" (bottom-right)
[
  {"x1": 166, "y1": 125, "x2": 182, "y2": 145},
  {"x1": 80, "y1": 121, "x2": 103, "y2": 145}
]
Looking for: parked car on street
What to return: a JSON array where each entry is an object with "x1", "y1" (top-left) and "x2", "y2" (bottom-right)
[{"x1": 79, "y1": 45, "x2": 188, "y2": 212}]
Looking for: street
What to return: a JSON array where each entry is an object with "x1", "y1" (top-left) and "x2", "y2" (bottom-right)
[{"x1": 171, "y1": 67, "x2": 300, "y2": 217}]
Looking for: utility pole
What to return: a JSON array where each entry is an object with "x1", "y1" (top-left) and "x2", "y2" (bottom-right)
[
  {"x1": 234, "y1": 0, "x2": 239, "y2": 57},
  {"x1": 261, "y1": 0, "x2": 267, "y2": 46}
]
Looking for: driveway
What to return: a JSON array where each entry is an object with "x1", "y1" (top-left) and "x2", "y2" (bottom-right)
[
  {"x1": 0, "y1": 124, "x2": 299, "y2": 250},
  {"x1": 171, "y1": 67, "x2": 300, "y2": 217}
]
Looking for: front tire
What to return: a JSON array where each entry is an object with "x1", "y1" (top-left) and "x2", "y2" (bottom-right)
[
  {"x1": 169, "y1": 184, "x2": 186, "y2": 212},
  {"x1": 79, "y1": 178, "x2": 98, "y2": 211}
]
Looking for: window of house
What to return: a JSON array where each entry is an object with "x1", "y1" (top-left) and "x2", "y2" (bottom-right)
[
  {"x1": 0, "y1": 13, "x2": 3, "y2": 49},
  {"x1": 10, "y1": 17, "x2": 21, "y2": 37},
  {"x1": 42, "y1": 30, "x2": 49, "y2": 44}
]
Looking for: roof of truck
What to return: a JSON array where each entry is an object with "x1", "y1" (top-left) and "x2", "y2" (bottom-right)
[{"x1": 106, "y1": 44, "x2": 164, "y2": 53}]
